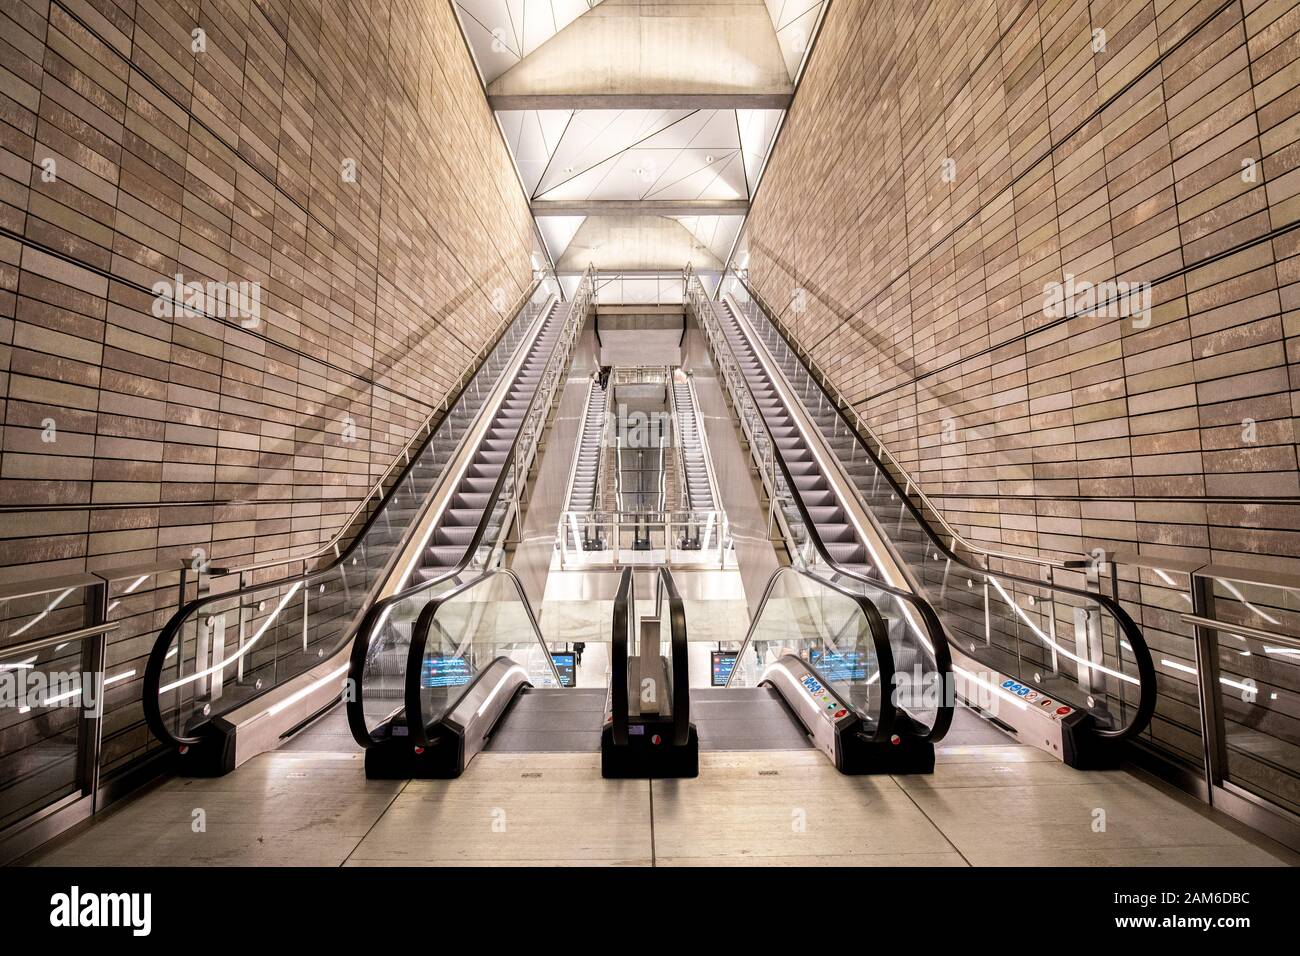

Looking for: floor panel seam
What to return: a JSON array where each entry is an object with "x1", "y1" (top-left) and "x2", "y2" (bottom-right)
[
  {"x1": 339, "y1": 778, "x2": 411, "y2": 868},
  {"x1": 892, "y1": 774, "x2": 973, "y2": 867}
]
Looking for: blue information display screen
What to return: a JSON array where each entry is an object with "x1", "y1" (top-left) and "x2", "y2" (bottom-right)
[
  {"x1": 552, "y1": 652, "x2": 577, "y2": 687},
  {"x1": 421, "y1": 655, "x2": 471, "y2": 689},
  {"x1": 711, "y1": 651, "x2": 738, "y2": 687},
  {"x1": 810, "y1": 649, "x2": 868, "y2": 681}
]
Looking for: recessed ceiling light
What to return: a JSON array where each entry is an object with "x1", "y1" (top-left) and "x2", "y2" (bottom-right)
[
  {"x1": 706, "y1": 155, "x2": 714, "y2": 163},
  {"x1": 564, "y1": 166, "x2": 573, "y2": 173}
]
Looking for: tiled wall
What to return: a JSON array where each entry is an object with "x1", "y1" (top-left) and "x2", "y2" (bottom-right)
[
  {"x1": 0, "y1": 0, "x2": 536, "y2": 584},
  {"x1": 744, "y1": 0, "x2": 1300, "y2": 577}
]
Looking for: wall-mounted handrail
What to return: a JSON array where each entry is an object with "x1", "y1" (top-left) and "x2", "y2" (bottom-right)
[
  {"x1": 0, "y1": 622, "x2": 117, "y2": 659},
  {"x1": 732, "y1": 276, "x2": 1071, "y2": 575},
  {"x1": 207, "y1": 279, "x2": 548, "y2": 580},
  {"x1": 1180, "y1": 614, "x2": 1300, "y2": 651}
]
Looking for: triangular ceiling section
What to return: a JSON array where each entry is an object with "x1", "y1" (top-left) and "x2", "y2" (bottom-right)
[
  {"x1": 537, "y1": 215, "x2": 586, "y2": 262},
  {"x1": 499, "y1": 109, "x2": 573, "y2": 196},
  {"x1": 763, "y1": 0, "x2": 828, "y2": 82},
  {"x1": 455, "y1": 1, "x2": 606, "y2": 84},
  {"x1": 452, "y1": 1, "x2": 828, "y2": 274},
  {"x1": 674, "y1": 215, "x2": 744, "y2": 265},
  {"x1": 487, "y1": 0, "x2": 793, "y2": 102}
]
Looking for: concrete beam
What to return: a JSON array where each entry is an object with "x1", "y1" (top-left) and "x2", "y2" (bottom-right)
[
  {"x1": 557, "y1": 215, "x2": 724, "y2": 274},
  {"x1": 489, "y1": 93, "x2": 792, "y2": 110},
  {"x1": 596, "y1": 305, "x2": 687, "y2": 316},
  {"x1": 532, "y1": 199, "x2": 750, "y2": 216}
]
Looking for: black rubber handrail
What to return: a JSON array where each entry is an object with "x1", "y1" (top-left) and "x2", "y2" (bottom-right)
[
  {"x1": 698, "y1": 290, "x2": 953, "y2": 741},
  {"x1": 657, "y1": 567, "x2": 691, "y2": 746},
  {"x1": 143, "y1": 286, "x2": 552, "y2": 748},
  {"x1": 726, "y1": 564, "x2": 897, "y2": 741},
  {"x1": 730, "y1": 277, "x2": 1157, "y2": 742},
  {"x1": 344, "y1": 291, "x2": 583, "y2": 748},
  {"x1": 400, "y1": 568, "x2": 562, "y2": 748},
  {"x1": 610, "y1": 567, "x2": 633, "y2": 746}
]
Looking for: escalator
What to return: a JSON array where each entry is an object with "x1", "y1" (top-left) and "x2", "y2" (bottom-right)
[
  {"x1": 347, "y1": 275, "x2": 594, "y2": 776},
  {"x1": 601, "y1": 567, "x2": 697, "y2": 778},
  {"x1": 669, "y1": 372, "x2": 720, "y2": 551},
  {"x1": 671, "y1": 376, "x2": 714, "y2": 513},
  {"x1": 686, "y1": 277, "x2": 952, "y2": 768},
  {"x1": 140, "y1": 276, "x2": 588, "y2": 774},
  {"x1": 563, "y1": 378, "x2": 609, "y2": 551},
  {"x1": 696, "y1": 273, "x2": 1158, "y2": 768}
]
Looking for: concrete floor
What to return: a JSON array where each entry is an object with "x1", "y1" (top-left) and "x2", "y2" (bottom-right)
[{"x1": 24, "y1": 708, "x2": 1297, "y2": 867}]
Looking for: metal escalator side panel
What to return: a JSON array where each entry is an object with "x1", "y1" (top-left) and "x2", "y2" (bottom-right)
[
  {"x1": 608, "y1": 566, "x2": 633, "y2": 746},
  {"x1": 759, "y1": 655, "x2": 856, "y2": 767}
]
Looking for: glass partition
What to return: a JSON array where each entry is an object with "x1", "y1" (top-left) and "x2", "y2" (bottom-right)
[
  {"x1": 729, "y1": 567, "x2": 892, "y2": 738},
  {"x1": 405, "y1": 570, "x2": 563, "y2": 745},
  {"x1": 689, "y1": 277, "x2": 950, "y2": 739},
  {"x1": 1202, "y1": 572, "x2": 1300, "y2": 816}
]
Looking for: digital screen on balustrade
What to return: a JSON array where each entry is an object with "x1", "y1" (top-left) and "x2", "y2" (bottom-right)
[
  {"x1": 421, "y1": 655, "x2": 471, "y2": 689},
  {"x1": 711, "y1": 651, "x2": 738, "y2": 686},
  {"x1": 810, "y1": 649, "x2": 868, "y2": 681},
  {"x1": 552, "y1": 653, "x2": 577, "y2": 687}
]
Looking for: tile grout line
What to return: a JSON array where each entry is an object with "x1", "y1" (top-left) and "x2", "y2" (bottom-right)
[
  {"x1": 339, "y1": 776, "x2": 411, "y2": 868},
  {"x1": 891, "y1": 775, "x2": 974, "y2": 867}
]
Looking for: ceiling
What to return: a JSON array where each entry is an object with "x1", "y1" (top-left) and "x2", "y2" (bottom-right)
[{"x1": 452, "y1": 0, "x2": 827, "y2": 297}]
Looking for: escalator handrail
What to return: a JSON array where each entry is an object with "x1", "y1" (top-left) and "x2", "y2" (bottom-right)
[
  {"x1": 692, "y1": 281, "x2": 952, "y2": 741},
  {"x1": 726, "y1": 564, "x2": 898, "y2": 741},
  {"x1": 726, "y1": 276, "x2": 1157, "y2": 741},
  {"x1": 610, "y1": 566, "x2": 633, "y2": 746},
  {"x1": 345, "y1": 275, "x2": 594, "y2": 748},
  {"x1": 400, "y1": 567, "x2": 563, "y2": 748},
  {"x1": 143, "y1": 285, "x2": 556, "y2": 749},
  {"x1": 656, "y1": 567, "x2": 691, "y2": 746},
  {"x1": 737, "y1": 276, "x2": 1071, "y2": 574}
]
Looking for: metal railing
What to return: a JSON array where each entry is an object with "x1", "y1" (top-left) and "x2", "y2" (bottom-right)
[
  {"x1": 556, "y1": 509, "x2": 731, "y2": 568},
  {"x1": 1114, "y1": 553, "x2": 1300, "y2": 846},
  {"x1": 717, "y1": 270, "x2": 1299, "y2": 846}
]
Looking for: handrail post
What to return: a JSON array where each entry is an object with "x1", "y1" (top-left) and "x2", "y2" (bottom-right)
[
  {"x1": 1191, "y1": 574, "x2": 1228, "y2": 788},
  {"x1": 76, "y1": 578, "x2": 110, "y2": 805}
]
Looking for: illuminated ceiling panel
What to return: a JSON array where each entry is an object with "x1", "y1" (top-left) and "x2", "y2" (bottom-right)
[
  {"x1": 456, "y1": 1, "x2": 605, "y2": 83},
  {"x1": 451, "y1": 0, "x2": 826, "y2": 274}
]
